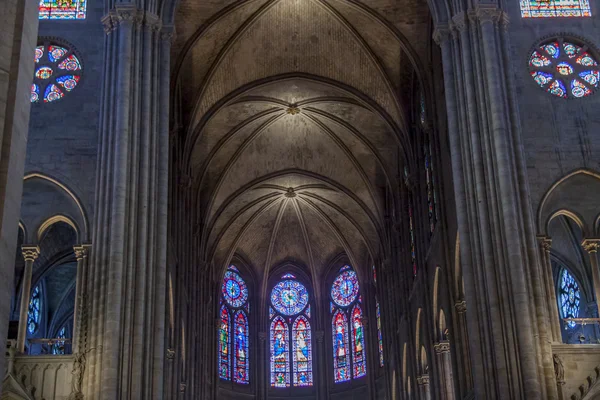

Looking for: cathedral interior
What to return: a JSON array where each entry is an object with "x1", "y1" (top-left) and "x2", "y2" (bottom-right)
[{"x1": 1, "y1": 0, "x2": 600, "y2": 399}]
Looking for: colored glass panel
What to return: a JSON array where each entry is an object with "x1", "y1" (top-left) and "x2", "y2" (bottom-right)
[
  {"x1": 39, "y1": 0, "x2": 87, "y2": 19},
  {"x1": 270, "y1": 316, "x2": 290, "y2": 387},
  {"x1": 542, "y1": 42, "x2": 560, "y2": 58},
  {"x1": 331, "y1": 269, "x2": 360, "y2": 307},
  {"x1": 52, "y1": 326, "x2": 67, "y2": 355},
  {"x1": 48, "y1": 46, "x2": 67, "y2": 63},
  {"x1": 559, "y1": 269, "x2": 580, "y2": 328},
  {"x1": 564, "y1": 43, "x2": 580, "y2": 57},
  {"x1": 577, "y1": 53, "x2": 597, "y2": 66},
  {"x1": 424, "y1": 140, "x2": 436, "y2": 234},
  {"x1": 556, "y1": 62, "x2": 574, "y2": 75},
  {"x1": 222, "y1": 270, "x2": 249, "y2": 308},
  {"x1": 35, "y1": 66, "x2": 53, "y2": 80},
  {"x1": 548, "y1": 80, "x2": 568, "y2": 98},
  {"x1": 520, "y1": 0, "x2": 591, "y2": 17},
  {"x1": 372, "y1": 265, "x2": 377, "y2": 284},
  {"x1": 218, "y1": 306, "x2": 231, "y2": 380},
  {"x1": 580, "y1": 70, "x2": 600, "y2": 87},
  {"x1": 351, "y1": 305, "x2": 367, "y2": 378},
  {"x1": 332, "y1": 310, "x2": 350, "y2": 383},
  {"x1": 330, "y1": 302, "x2": 335, "y2": 313},
  {"x1": 531, "y1": 71, "x2": 554, "y2": 87},
  {"x1": 305, "y1": 305, "x2": 311, "y2": 318},
  {"x1": 27, "y1": 285, "x2": 41, "y2": 334},
  {"x1": 35, "y1": 46, "x2": 44, "y2": 63},
  {"x1": 58, "y1": 54, "x2": 81, "y2": 71},
  {"x1": 571, "y1": 79, "x2": 592, "y2": 97},
  {"x1": 31, "y1": 84, "x2": 40, "y2": 103},
  {"x1": 233, "y1": 311, "x2": 249, "y2": 384},
  {"x1": 228, "y1": 264, "x2": 239, "y2": 272},
  {"x1": 377, "y1": 301, "x2": 384, "y2": 367},
  {"x1": 271, "y1": 279, "x2": 309, "y2": 316},
  {"x1": 281, "y1": 273, "x2": 296, "y2": 279},
  {"x1": 269, "y1": 306, "x2": 275, "y2": 319},
  {"x1": 292, "y1": 316, "x2": 313, "y2": 386},
  {"x1": 419, "y1": 92, "x2": 426, "y2": 125},
  {"x1": 56, "y1": 75, "x2": 80, "y2": 91},
  {"x1": 529, "y1": 51, "x2": 551, "y2": 67}
]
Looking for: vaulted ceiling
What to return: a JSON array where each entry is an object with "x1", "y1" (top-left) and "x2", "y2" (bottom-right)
[{"x1": 172, "y1": 0, "x2": 432, "y2": 284}]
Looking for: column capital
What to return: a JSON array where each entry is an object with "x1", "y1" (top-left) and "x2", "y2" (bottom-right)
[
  {"x1": 432, "y1": 24, "x2": 452, "y2": 45},
  {"x1": 455, "y1": 300, "x2": 467, "y2": 314},
  {"x1": 166, "y1": 348, "x2": 176, "y2": 360},
  {"x1": 537, "y1": 235, "x2": 552, "y2": 251},
  {"x1": 474, "y1": 4, "x2": 503, "y2": 24},
  {"x1": 451, "y1": 12, "x2": 468, "y2": 33},
  {"x1": 416, "y1": 374, "x2": 430, "y2": 385},
  {"x1": 582, "y1": 238, "x2": 600, "y2": 253},
  {"x1": 433, "y1": 340, "x2": 450, "y2": 354},
  {"x1": 73, "y1": 245, "x2": 89, "y2": 260},
  {"x1": 21, "y1": 245, "x2": 40, "y2": 261}
]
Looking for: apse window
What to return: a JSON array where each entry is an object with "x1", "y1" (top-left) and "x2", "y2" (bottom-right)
[
  {"x1": 528, "y1": 37, "x2": 599, "y2": 99},
  {"x1": 330, "y1": 265, "x2": 367, "y2": 383},
  {"x1": 520, "y1": 0, "x2": 590, "y2": 17},
  {"x1": 269, "y1": 273, "x2": 313, "y2": 387},
  {"x1": 559, "y1": 268, "x2": 580, "y2": 328},
  {"x1": 39, "y1": 0, "x2": 87, "y2": 20},
  {"x1": 32, "y1": 41, "x2": 82, "y2": 104},
  {"x1": 218, "y1": 265, "x2": 250, "y2": 384}
]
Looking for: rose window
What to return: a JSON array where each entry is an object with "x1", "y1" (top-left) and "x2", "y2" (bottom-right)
[
  {"x1": 31, "y1": 41, "x2": 82, "y2": 104},
  {"x1": 528, "y1": 37, "x2": 599, "y2": 99}
]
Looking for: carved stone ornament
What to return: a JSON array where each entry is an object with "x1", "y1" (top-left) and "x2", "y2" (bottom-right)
[
  {"x1": 420, "y1": 374, "x2": 430, "y2": 385},
  {"x1": 284, "y1": 187, "x2": 297, "y2": 198},
  {"x1": 73, "y1": 245, "x2": 88, "y2": 260},
  {"x1": 166, "y1": 348, "x2": 176, "y2": 360},
  {"x1": 434, "y1": 340, "x2": 450, "y2": 354},
  {"x1": 286, "y1": 106, "x2": 300, "y2": 115},
  {"x1": 22, "y1": 246, "x2": 40, "y2": 262},
  {"x1": 553, "y1": 353, "x2": 565, "y2": 383},
  {"x1": 475, "y1": 5, "x2": 503, "y2": 24},
  {"x1": 582, "y1": 239, "x2": 600, "y2": 254},
  {"x1": 432, "y1": 25, "x2": 451, "y2": 45},
  {"x1": 179, "y1": 383, "x2": 187, "y2": 393},
  {"x1": 452, "y1": 12, "x2": 467, "y2": 32},
  {"x1": 455, "y1": 300, "x2": 467, "y2": 314}
]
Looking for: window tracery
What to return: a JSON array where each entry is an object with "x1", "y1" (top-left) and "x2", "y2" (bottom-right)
[
  {"x1": 218, "y1": 265, "x2": 250, "y2": 384},
  {"x1": 27, "y1": 285, "x2": 41, "y2": 335},
  {"x1": 559, "y1": 268, "x2": 580, "y2": 328},
  {"x1": 32, "y1": 42, "x2": 82, "y2": 104},
  {"x1": 529, "y1": 37, "x2": 599, "y2": 98}
]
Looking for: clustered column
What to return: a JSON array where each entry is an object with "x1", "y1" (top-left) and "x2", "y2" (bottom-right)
[
  {"x1": 17, "y1": 245, "x2": 40, "y2": 353},
  {"x1": 536, "y1": 237, "x2": 562, "y2": 341},
  {"x1": 582, "y1": 239, "x2": 600, "y2": 315},
  {"x1": 433, "y1": 341, "x2": 453, "y2": 400},
  {"x1": 433, "y1": 5, "x2": 556, "y2": 398}
]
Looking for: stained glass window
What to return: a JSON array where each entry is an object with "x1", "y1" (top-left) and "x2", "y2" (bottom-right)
[
  {"x1": 376, "y1": 300, "x2": 384, "y2": 367},
  {"x1": 330, "y1": 266, "x2": 367, "y2": 382},
  {"x1": 332, "y1": 310, "x2": 350, "y2": 382},
  {"x1": 219, "y1": 266, "x2": 250, "y2": 383},
  {"x1": 271, "y1": 279, "x2": 309, "y2": 316},
  {"x1": 32, "y1": 42, "x2": 82, "y2": 104},
  {"x1": 351, "y1": 305, "x2": 367, "y2": 378},
  {"x1": 424, "y1": 142, "x2": 437, "y2": 234},
  {"x1": 27, "y1": 285, "x2": 41, "y2": 334},
  {"x1": 219, "y1": 305, "x2": 231, "y2": 380},
  {"x1": 39, "y1": 0, "x2": 87, "y2": 19},
  {"x1": 270, "y1": 276, "x2": 312, "y2": 387},
  {"x1": 52, "y1": 326, "x2": 67, "y2": 355},
  {"x1": 233, "y1": 311, "x2": 249, "y2": 384},
  {"x1": 559, "y1": 269, "x2": 580, "y2": 328},
  {"x1": 529, "y1": 38, "x2": 599, "y2": 98},
  {"x1": 520, "y1": 0, "x2": 590, "y2": 17},
  {"x1": 331, "y1": 269, "x2": 360, "y2": 307}
]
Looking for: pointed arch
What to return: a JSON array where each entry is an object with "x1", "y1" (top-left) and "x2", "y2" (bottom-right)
[
  {"x1": 292, "y1": 315, "x2": 313, "y2": 386},
  {"x1": 270, "y1": 315, "x2": 290, "y2": 387},
  {"x1": 332, "y1": 309, "x2": 350, "y2": 382},
  {"x1": 233, "y1": 310, "x2": 249, "y2": 384},
  {"x1": 351, "y1": 304, "x2": 367, "y2": 378},
  {"x1": 218, "y1": 305, "x2": 231, "y2": 380}
]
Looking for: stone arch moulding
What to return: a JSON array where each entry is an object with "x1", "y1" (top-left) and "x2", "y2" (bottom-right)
[
  {"x1": 22, "y1": 172, "x2": 89, "y2": 243},
  {"x1": 537, "y1": 168, "x2": 600, "y2": 237}
]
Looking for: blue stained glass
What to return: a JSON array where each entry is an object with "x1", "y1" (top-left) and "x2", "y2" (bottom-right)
[
  {"x1": 31, "y1": 84, "x2": 40, "y2": 103},
  {"x1": 281, "y1": 273, "x2": 296, "y2": 279},
  {"x1": 351, "y1": 305, "x2": 367, "y2": 378},
  {"x1": 332, "y1": 310, "x2": 350, "y2": 383},
  {"x1": 529, "y1": 51, "x2": 551, "y2": 67},
  {"x1": 377, "y1": 301, "x2": 384, "y2": 367},
  {"x1": 48, "y1": 45, "x2": 67, "y2": 63},
  {"x1": 339, "y1": 265, "x2": 350, "y2": 272},
  {"x1": 222, "y1": 271, "x2": 248, "y2": 308},
  {"x1": 577, "y1": 53, "x2": 597, "y2": 66},
  {"x1": 520, "y1": 0, "x2": 591, "y2": 17},
  {"x1": 52, "y1": 326, "x2": 67, "y2": 355},
  {"x1": 270, "y1": 316, "x2": 290, "y2": 387},
  {"x1": 330, "y1": 302, "x2": 335, "y2": 313},
  {"x1": 58, "y1": 54, "x2": 81, "y2": 71},
  {"x1": 580, "y1": 70, "x2": 600, "y2": 87},
  {"x1": 306, "y1": 305, "x2": 311, "y2": 318},
  {"x1": 542, "y1": 42, "x2": 560, "y2": 58},
  {"x1": 560, "y1": 269, "x2": 580, "y2": 328},
  {"x1": 228, "y1": 265, "x2": 239, "y2": 272},
  {"x1": 571, "y1": 79, "x2": 591, "y2": 97},
  {"x1": 271, "y1": 280, "x2": 309, "y2": 316},
  {"x1": 27, "y1": 285, "x2": 41, "y2": 334},
  {"x1": 331, "y1": 269, "x2": 360, "y2": 307},
  {"x1": 233, "y1": 311, "x2": 249, "y2": 384},
  {"x1": 219, "y1": 306, "x2": 230, "y2": 380},
  {"x1": 292, "y1": 316, "x2": 313, "y2": 386},
  {"x1": 269, "y1": 306, "x2": 275, "y2": 319},
  {"x1": 35, "y1": 46, "x2": 44, "y2": 63},
  {"x1": 548, "y1": 80, "x2": 568, "y2": 98},
  {"x1": 56, "y1": 75, "x2": 80, "y2": 92},
  {"x1": 531, "y1": 71, "x2": 554, "y2": 87},
  {"x1": 39, "y1": 0, "x2": 87, "y2": 19}
]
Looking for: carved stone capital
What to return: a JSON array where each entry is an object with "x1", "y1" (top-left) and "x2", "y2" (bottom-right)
[
  {"x1": 475, "y1": 5, "x2": 503, "y2": 24},
  {"x1": 433, "y1": 340, "x2": 450, "y2": 354},
  {"x1": 455, "y1": 300, "x2": 467, "y2": 314},
  {"x1": 179, "y1": 383, "x2": 186, "y2": 393},
  {"x1": 101, "y1": 13, "x2": 115, "y2": 34},
  {"x1": 451, "y1": 12, "x2": 468, "y2": 32},
  {"x1": 144, "y1": 11, "x2": 162, "y2": 32},
  {"x1": 113, "y1": 5, "x2": 144, "y2": 26},
  {"x1": 73, "y1": 245, "x2": 88, "y2": 261},
  {"x1": 419, "y1": 374, "x2": 430, "y2": 385},
  {"x1": 166, "y1": 348, "x2": 176, "y2": 360},
  {"x1": 432, "y1": 25, "x2": 452, "y2": 45},
  {"x1": 22, "y1": 246, "x2": 40, "y2": 262},
  {"x1": 537, "y1": 235, "x2": 552, "y2": 252},
  {"x1": 582, "y1": 239, "x2": 600, "y2": 254}
]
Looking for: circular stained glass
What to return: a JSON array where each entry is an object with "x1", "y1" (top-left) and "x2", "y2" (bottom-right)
[
  {"x1": 31, "y1": 41, "x2": 82, "y2": 104},
  {"x1": 271, "y1": 279, "x2": 309, "y2": 316},
  {"x1": 331, "y1": 269, "x2": 359, "y2": 307},
  {"x1": 529, "y1": 37, "x2": 599, "y2": 99},
  {"x1": 559, "y1": 268, "x2": 580, "y2": 328},
  {"x1": 222, "y1": 271, "x2": 248, "y2": 308}
]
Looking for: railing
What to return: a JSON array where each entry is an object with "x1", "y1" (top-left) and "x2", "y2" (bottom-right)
[
  {"x1": 25, "y1": 337, "x2": 72, "y2": 355},
  {"x1": 563, "y1": 318, "x2": 600, "y2": 344}
]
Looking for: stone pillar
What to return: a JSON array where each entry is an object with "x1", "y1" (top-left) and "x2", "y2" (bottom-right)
[
  {"x1": 83, "y1": 5, "x2": 171, "y2": 400},
  {"x1": 582, "y1": 239, "x2": 600, "y2": 315},
  {"x1": 453, "y1": 300, "x2": 472, "y2": 395},
  {"x1": 17, "y1": 245, "x2": 40, "y2": 353},
  {"x1": 72, "y1": 244, "x2": 90, "y2": 353},
  {"x1": 537, "y1": 237, "x2": 562, "y2": 342},
  {"x1": 433, "y1": 5, "x2": 554, "y2": 397},
  {"x1": 434, "y1": 341, "x2": 454, "y2": 400},
  {"x1": 0, "y1": 0, "x2": 39, "y2": 376},
  {"x1": 416, "y1": 374, "x2": 430, "y2": 400},
  {"x1": 258, "y1": 331, "x2": 267, "y2": 399},
  {"x1": 315, "y1": 330, "x2": 326, "y2": 400}
]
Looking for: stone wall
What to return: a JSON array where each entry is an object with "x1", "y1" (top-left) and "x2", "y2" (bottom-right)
[{"x1": 552, "y1": 344, "x2": 600, "y2": 399}]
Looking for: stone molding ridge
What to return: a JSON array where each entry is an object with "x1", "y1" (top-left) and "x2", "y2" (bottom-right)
[{"x1": 21, "y1": 245, "x2": 40, "y2": 261}]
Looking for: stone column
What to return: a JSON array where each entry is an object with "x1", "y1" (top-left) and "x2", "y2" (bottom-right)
[
  {"x1": 83, "y1": 5, "x2": 171, "y2": 400},
  {"x1": 258, "y1": 331, "x2": 267, "y2": 400},
  {"x1": 537, "y1": 237, "x2": 562, "y2": 342},
  {"x1": 315, "y1": 330, "x2": 326, "y2": 400},
  {"x1": 582, "y1": 239, "x2": 600, "y2": 315},
  {"x1": 17, "y1": 245, "x2": 40, "y2": 353},
  {"x1": 72, "y1": 244, "x2": 90, "y2": 353},
  {"x1": 434, "y1": 341, "x2": 454, "y2": 400},
  {"x1": 453, "y1": 300, "x2": 472, "y2": 395},
  {"x1": 417, "y1": 374, "x2": 430, "y2": 400},
  {"x1": 0, "y1": 0, "x2": 39, "y2": 375}
]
